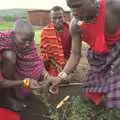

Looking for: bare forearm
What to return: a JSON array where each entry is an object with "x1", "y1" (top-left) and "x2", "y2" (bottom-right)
[
  {"x1": 63, "y1": 53, "x2": 80, "y2": 74},
  {"x1": 39, "y1": 67, "x2": 49, "y2": 81},
  {"x1": 0, "y1": 79, "x2": 22, "y2": 88}
]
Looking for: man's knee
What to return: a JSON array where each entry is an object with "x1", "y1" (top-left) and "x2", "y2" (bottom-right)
[{"x1": 2, "y1": 51, "x2": 16, "y2": 64}]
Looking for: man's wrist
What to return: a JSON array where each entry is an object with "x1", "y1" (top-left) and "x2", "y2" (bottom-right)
[
  {"x1": 58, "y1": 71, "x2": 67, "y2": 80},
  {"x1": 43, "y1": 72, "x2": 49, "y2": 80}
]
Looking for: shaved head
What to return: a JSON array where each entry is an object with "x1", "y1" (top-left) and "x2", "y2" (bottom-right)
[
  {"x1": 15, "y1": 19, "x2": 34, "y2": 37},
  {"x1": 14, "y1": 19, "x2": 34, "y2": 49},
  {"x1": 66, "y1": 0, "x2": 97, "y2": 21}
]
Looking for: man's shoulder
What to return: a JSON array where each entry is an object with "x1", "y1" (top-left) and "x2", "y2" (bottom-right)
[
  {"x1": 69, "y1": 18, "x2": 82, "y2": 36},
  {"x1": 0, "y1": 30, "x2": 15, "y2": 39},
  {"x1": 0, "y1": 31, "x2": 7, "y2": 38},
  {"x1": 107, "y1": 0, "x2": 120, "y2": 11},
  {"x1": 42, "y1": 23, "x2": 55, "y2": 31},
  {"x1": 41, "y1": 24, "x2": 55, "y2": 37},
  {"x1": 0, "y1": 30, "x2": 14, "y2": 51}
]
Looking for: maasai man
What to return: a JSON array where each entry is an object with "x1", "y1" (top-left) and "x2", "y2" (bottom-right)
[
  {"x1": 40, "y1": 6, "x2": 71, "y2": 76},
  {"x1": 49, "y1": 0, "x2": 120, "y2": 116},
  {"x1": 0, "y1": 19, "x2": 52, "y2": 112}
]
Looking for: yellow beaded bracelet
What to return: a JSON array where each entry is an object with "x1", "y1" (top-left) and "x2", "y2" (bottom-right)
[{"x1": 22, "y1": 79, "x2": 30, "y2": 88}]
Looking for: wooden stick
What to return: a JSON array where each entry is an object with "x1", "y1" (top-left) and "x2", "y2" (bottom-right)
[
  {"x1": 33, "y1": 83, "x2": 84, "y2": 96},
  {"x1": 60, "y1": 82, "x2": 84, "y2": 87},
  {"x1": 56, "y1": 95, "x2": 70, "y2": 109}
]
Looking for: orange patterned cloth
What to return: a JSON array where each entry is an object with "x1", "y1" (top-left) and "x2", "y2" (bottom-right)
[{"x1": 40, "y1": 23, "x2": 71, "y2": 76}]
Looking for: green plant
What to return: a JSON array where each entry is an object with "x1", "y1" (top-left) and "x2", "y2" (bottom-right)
[
  {"x1": 4, "y1": 15, "x2": 16, "y2": 21},
  {"x1": 68, "y1": 96, "x2": 96, "y2": 120}
]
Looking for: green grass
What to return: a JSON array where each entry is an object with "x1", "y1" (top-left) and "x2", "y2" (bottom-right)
[
  {"x1": 0, "y1": 21, "x2": 41, "y2": 44},
  {"x1": 34, "y1": 30, "x2": 41, "y2": 45},
  {"x1": 0, "y1": 9, "x2": 27, "y2": 17},
  {"x1": 0, "y1": 21, "x2": 14, "y2": 30}
]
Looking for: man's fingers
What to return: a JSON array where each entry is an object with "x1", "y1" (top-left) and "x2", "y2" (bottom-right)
[{"x1": 49, "y1": 85, "x2": 59, "y2": 94}]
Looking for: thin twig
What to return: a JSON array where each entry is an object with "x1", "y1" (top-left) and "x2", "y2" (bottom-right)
[{"x1": 60, "y1": 82, "x2": 84, "y2": 87}]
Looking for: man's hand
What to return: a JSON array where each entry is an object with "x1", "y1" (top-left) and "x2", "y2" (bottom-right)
[
  {"x1": 29, "y1": 79, "x2": 41, "y2": 89},
  {"x1": 38, "y1": 75, "x2": 53, "y2": 89},
  {"x1": 62, "y1": 73, "x2": 73, "y2": 83},
  {"x1": 49, "y1": 76, "x2": 62, "y2": 94},
  {"x1": 49, "y1": 73, "x2": 74, "y2": 94}
]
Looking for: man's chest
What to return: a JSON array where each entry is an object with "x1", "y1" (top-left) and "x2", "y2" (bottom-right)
[
  {"x1": 105, "y1": 11, "x2": 120, "y2": 34},
  {"x1": 105, "y1": 1, "x2": 120, "y2": 35}
]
